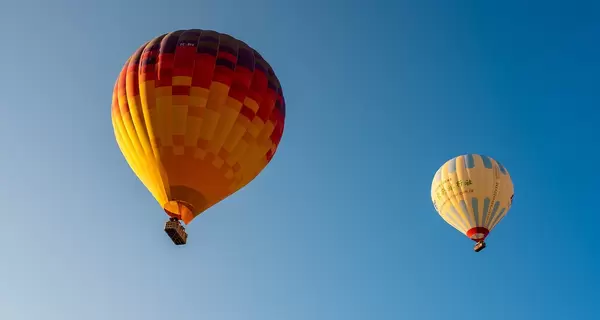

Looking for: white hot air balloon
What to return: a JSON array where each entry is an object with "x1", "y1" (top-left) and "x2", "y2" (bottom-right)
[{"x1": 431, "y1": 154, "x2": 515, "y2": 252}]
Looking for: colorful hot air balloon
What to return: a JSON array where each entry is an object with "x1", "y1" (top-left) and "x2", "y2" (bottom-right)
[
  {"x1": 111, "y1": 29, "x2": 286, "y2": 245},
  {"x1": 430, "y1": 154, "x2": 514, "y2": 252}
]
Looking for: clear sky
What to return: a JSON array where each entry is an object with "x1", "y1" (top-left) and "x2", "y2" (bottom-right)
[{"x1": 1, "y1": 0, "x2": 598, "y2": 319}]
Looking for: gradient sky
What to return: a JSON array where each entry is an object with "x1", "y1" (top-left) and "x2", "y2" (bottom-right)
[{"x1": 1, "y1": 0, "x2": 599, "y2": 319}]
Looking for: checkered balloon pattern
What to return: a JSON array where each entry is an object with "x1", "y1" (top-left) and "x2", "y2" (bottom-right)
[{"x1": 112, "y1": 29, "x2": 285, "y2": 224}]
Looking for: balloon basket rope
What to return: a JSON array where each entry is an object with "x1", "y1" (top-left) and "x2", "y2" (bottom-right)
[
  {"x1": 474, "y1": 241, "x2": 486, "y2": 252},
  {"x1": 164, "y1": 218, "x2": 188, "y2": 245}
]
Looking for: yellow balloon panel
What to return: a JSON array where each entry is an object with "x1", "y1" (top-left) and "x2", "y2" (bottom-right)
[
  {"x1": 111, "y1": 29, "x2": 286, "y2": 224},
  {"x1": 430, "y1": 154, "x2": 514, "y2": 241}
]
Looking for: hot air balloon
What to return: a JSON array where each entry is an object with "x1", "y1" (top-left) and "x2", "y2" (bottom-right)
[
  {"x1": 431, "y1": 154, "x2": 514, "y2": 252},
  {"x1": 111, "y1": 29, "x2": 286, "y2": 245}
]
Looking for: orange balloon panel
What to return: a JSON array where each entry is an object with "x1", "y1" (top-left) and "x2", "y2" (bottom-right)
[{"x1": 111, "y1": 29, "x2": 286, "y2": 224}]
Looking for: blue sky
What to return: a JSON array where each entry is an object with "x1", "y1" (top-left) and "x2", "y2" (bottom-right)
[{"x1": 1, "y1": 0, "x2": 599, "y2": 319}]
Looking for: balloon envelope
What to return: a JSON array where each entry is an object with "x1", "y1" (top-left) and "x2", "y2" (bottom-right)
[
  {"x1": 112, "y1": 29, "x2": 286, "y2": 224},
  {"x1": 431, "y1": 154, "x2": 514, "y2": 242}
]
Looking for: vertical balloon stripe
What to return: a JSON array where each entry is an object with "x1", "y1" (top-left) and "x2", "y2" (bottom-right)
[
  {"x1": 471, "y1": 197, "x2": 480, "y2": 226},
  {"x1": 465, "y1": 154, "x2": 475, "y2": 168},
  {"x1": 489, "y1": 207, "x2": 506, "y2": 230},
  {"x1": 447, "y1": 157, "x2": 457, "y2": 173},
  {"x1": 448, "y1": 206, "x2": 468, "y2": 233},
  {"x1": 485, "y1": 201, "x2": 500, "y2": 227},
  {"x1": 114, "y1": 111, "x2": 166, "y2": 204},
  {"x1": 459, "y1": 200, "x2": 475, "y2": 228},
  {"x1": 497, "y1": 161, "x2": 507, "y2": 175},
  {"x1": 119, "y1": 49, "x2": 170, "y2": 203},
  {"x1": 441, "y1": 210, "x2": 465, "y2": 233},
  {"x1": 479, "y1": 154, "x2": 493, "y2": 169},
  {"x1": 482, "y1": 197, "x2": 491, "y2": 225}
]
